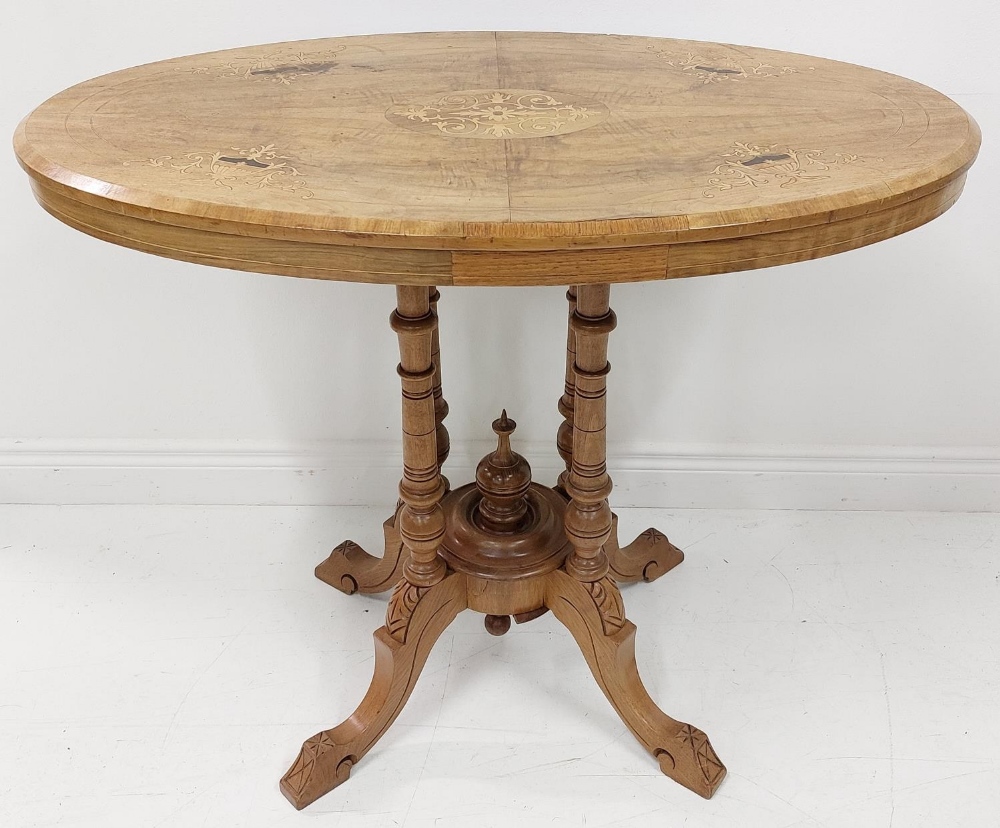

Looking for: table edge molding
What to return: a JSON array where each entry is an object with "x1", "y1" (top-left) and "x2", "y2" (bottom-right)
[{"x1": 25, "y1": 172, "x2": 969, "y2": 285}]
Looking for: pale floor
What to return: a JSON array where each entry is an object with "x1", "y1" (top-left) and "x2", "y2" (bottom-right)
[{"x1": 1, "y1": 505, "x2": 998, "y2": 828}]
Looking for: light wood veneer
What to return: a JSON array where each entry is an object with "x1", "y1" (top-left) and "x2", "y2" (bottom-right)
[
  {"x1": 14, "y1": 32, "x2": 979, "y2": 285},
  {"x1": 13, "y1": 31, "x2": 980, "y2": 812}
]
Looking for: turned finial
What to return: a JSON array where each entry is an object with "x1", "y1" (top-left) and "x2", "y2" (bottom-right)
[{"x1": 475, "y1": 410, "x2": 532, "y2": 533}]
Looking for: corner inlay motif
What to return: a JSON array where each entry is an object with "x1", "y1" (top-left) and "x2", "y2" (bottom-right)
[
  {"x1": 385, "y1": 90, "x2": 609, "y2": 139},
  {"x1": 704, "y1": 141, "x2": 878, "y2": 196},
  {"x1": 123, "y1": 144, "x2": 314, "y2": 198},
  {"x1": 187, "y1": 46, "x2": 346, "y2": 84},
  {"x1": 646, "y1": 47, "x2": 814, "y2": 83}
]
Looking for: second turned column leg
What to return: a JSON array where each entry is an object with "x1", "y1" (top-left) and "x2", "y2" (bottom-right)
[
  {"x1": 391, "y1": 285, "x2": 448, "y2": 590},
  {"x1": 556, "y1": 286, "x2": 578, "y2": 495},
  {"x1": 315, "y1": 288, "x2": 450, "y2": 594},
  {"x1": 563, "y1": 283, "x2": 616, "y2": 584},
  {"x1": 555, "y1": 284, "x2": 684, "y2": 585},
  {"x1": 429, "y1": 288, "x2": 451, "y2": 489}
]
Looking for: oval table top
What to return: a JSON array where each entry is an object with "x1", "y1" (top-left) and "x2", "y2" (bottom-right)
[{"x1": 14, "y1": 31, "x2": 980, "y2": 286}]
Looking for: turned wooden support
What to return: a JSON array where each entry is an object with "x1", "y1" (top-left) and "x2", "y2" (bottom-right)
[
  {"x1": 429, "y1": 287, "x2": 450, "y2": 481},
  {"x1": 556, "y1": 286, "x2": 577, "y2": 492},
  {"x1": 475, "y1": 411, "x2": 532, "y2": 533},
  {"x1": 391, "y1": 286, "x2": 447, "y2": 588},
  {"x1": 563, "y1": 284, "x2": 617, "y2": 583},
  {"x1": 314, "y1": 288, "x2": 451, "y2": 595}
]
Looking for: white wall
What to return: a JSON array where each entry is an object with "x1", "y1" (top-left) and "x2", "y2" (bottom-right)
[{"x1": 2, "y1": 0, "x2": 998, "y2": 509}]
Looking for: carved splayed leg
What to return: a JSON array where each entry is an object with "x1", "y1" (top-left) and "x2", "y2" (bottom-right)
[
  {"x1": 545, "y1": 569, "x2": 726, "y2": 798},
  {"x1": 605, "y1": 515, "x2": 686, "y2": 584},
  {"x1": 280, "y1": 573, "x2": 467, "y2": 809}
]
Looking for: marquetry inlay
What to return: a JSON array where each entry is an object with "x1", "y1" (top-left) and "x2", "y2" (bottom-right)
[
  {"x1": 187, "y1": 46, "x2": 346, "y2": 84},
  {"x1": 704, "y1": 141, "x2": 880, "y2": 197},
  {"x1": 385, "y1": 90, "x2": 609, "y2": 139},
  {"x1": 13, "y1": 30, "x2": 981, "y2": 814},
  {"x1": 15, "y1": 31, "x2": 980, "y2": 280},
  {"x1": 123, "y1": 144, "x2": 314, "y2": 199},
  {"x1": 645, "y1": 46, "x2": 814, "y2": 83}
]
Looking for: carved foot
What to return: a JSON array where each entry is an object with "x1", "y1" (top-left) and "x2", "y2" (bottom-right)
[
  {"x1": 280, "y1": 573, "x2": 467, "y2": 809},
  {"x1": 545, "y1": 569, "x2": 725, "y2": 798},
  {"x1": 315, "y1": 510, "x2": 407, "y2": 595},
  {"x1": 606, "y1": 513, "x2": 685, "y2": 584}
]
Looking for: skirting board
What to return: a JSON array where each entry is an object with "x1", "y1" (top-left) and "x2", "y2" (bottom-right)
[{"x1": 1, "y1": 439, "x2": 999, "y2": 511}]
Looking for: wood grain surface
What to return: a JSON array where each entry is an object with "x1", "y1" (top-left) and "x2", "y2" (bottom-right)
[{"x1": 14, "y1": 31, "x2": 980, "y2": 285}]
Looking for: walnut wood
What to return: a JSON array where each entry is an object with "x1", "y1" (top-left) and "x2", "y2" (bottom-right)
[
  {"x1": 475, "y1": 411, "x2": 532, "y2": 533},
  {"x1": 563, "y1": 284, "x2": 616, "y2": 583},
  {"x1": 286, "y1": 558, "x2": 721, "y2": 809},
  {"x1": 545, "y1": 569, "x2": 725, "y2": 798},
  {"x1": 13, "y1": 31, "x2": 981, "y2": 813},
  {"x1": 313, "y1": 508, "x2": 682, "y2": 593},
  {"x1": 314, "y1": 509, "x2": 405, "y2": 595},
  {"x1": 314, "y1": 289, "x2": 448, "y2": 595},
  {"x1": 484, "y1": 614, "x2": 512, "y2": 636},
  {"x1": 464, "y1": 570, "x2": 549, "y2": 617},
  {"x1": 605, "y1": 516, "x2": 686, "y2": 585},
  {"x1": 14, "y1": 32, "x2": 979, "y2": 285},
  {"x1": 556, "y1": 287, "x2": 577, "y2": 493},
  {"x1": 280, "y1": 572, "x2": 467, "y2": 809},
  {"x1": 391, "y1": 286, "x2": 447, "y2": 588},
  {"x1": 429, "y1": 288, "x2": 450, "y2": 483},
  {"x1": 554, "y1": 285, "x2": 680, "y2": 585},
  {"x1": 439, "y1": 482, "x2": 571, "y2": 580}
]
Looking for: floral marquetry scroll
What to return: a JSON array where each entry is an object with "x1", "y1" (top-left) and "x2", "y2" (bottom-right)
[
  {"x1": 187, "y1": 46, "x2": 346, "y2": 85},
  {"x1": 385, "y1": 90, "x2": 609, "y2": 139},
  {"x1": 646, "y1": 46, "x2": 813, "y2": 84},
  {"x1": 14, "y1": 30, "x2": 982, "y2": 813},
  {"x1": 704, "y1": 141, "x2": 879, "y2": 197},
  {"x1": 123, "y1": 144, "x2": 314, "y2": 198}
]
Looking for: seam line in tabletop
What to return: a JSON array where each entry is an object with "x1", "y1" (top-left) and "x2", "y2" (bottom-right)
[{"x1": 495, "y1": 31, "x2": 514, "y2": 222}]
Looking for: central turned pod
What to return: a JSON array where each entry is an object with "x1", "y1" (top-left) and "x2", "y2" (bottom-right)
[
  {"x1": 474, "y1": 410, "x2": 531, "y2": 533},
  {"x1": 439, "y1": 411, "x2": 572, "y2": 628}
]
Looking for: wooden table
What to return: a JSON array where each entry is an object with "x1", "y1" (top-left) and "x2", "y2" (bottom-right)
[{"x1": 14, "y1": 31, "x2": 980, "y2": 810}]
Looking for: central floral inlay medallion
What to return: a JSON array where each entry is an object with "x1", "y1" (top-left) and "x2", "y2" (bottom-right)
[{"x1": 385, "y1": 90, "x2": 609, "y2": 139}]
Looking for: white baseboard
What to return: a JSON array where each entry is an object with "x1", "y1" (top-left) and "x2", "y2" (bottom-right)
[{"x1": 1, "y1": 438, "x2": 998, "y2": 511}]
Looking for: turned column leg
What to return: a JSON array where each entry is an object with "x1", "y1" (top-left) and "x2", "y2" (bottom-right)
[
  {"x1": 563, "y1": 283, "x2": 616, "y2": 584},
  {"x1": 556, "y1": 286, "x2": 577, "y2": 495},
  {"x1": 430, "y1": 287, "x2": 451, "y2": 488},
  {"x1": 315, "y1": 288, "x2": 449, "y2": 594},
  {"x1": 555, "y1": 284, "x2": 683, "y2": 585},
  {"x1": 391, "y1": 285, "x2": 448, "y2": 589}
]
